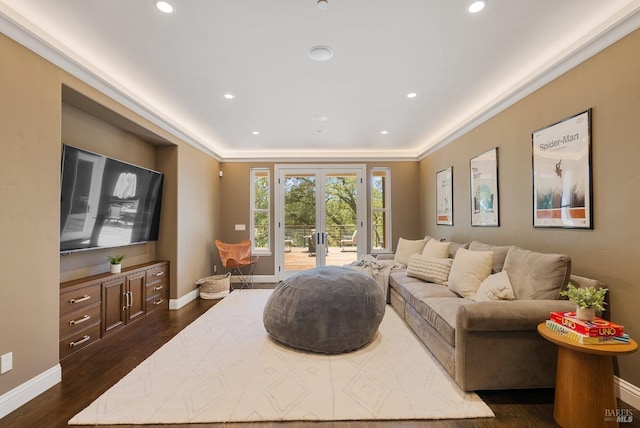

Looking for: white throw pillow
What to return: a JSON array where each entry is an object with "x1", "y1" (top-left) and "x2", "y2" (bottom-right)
[
  {"x1": 473, "y1": 270, "x2": 516, "y2": 302},
  {"x1": 394, "y1": 238, "x2": 427, "y2": 266},
  {"x1": 447, "y1": 248, "x2": 493, "y2": 299},
  {"x1": 406, "y1": 254, "x2": 454, "y2": 285},
  {"x1": 421, "y1": 240, "x2": 451, "y2": 258}
]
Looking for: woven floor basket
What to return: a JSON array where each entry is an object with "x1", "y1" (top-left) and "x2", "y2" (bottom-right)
[{"x1": 196, "y1": 273, "x2": 231, "y2": 299}]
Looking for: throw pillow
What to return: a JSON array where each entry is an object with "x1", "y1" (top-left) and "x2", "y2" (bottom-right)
[
  {"x1": 468, "y1": 241, "x2": 511, "y2": 273},
  {"x1": 502, "y1": 246, "x2": 571, "y2": 300},
  {"x1": 393, "y1": 237, "x2": 427, "y2": 266},
  {"x1": 473, "y1": 270, "x2": 515, "y2": 302},
  {"x1": 406, "y1": 254, "x2": 454, "y2": 285},
  {"x1": 421, "y1": 239, "x2": 451, "y2": 258},
  {"x1": 447, "y1": 248, "x2": 493, "y2": 299}
]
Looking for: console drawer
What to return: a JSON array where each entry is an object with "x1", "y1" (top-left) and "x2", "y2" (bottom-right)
[
  {"x1": 59, "y1": 323, "x2": 101, "y2": 359},
  {"x1": 60, "y1": 284, "x2": 101, "y2": 315},
  {"x1": 146, "y1": 264, "x2": 168, "y2": 284},
  {"x1": 60, "y1": 303, "x2": 101, "y2": 339}
]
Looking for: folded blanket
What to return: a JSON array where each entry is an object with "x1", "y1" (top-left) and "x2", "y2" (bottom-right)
[{"x1": 344, "y1": 255, "x2": 397, "y2": 300}]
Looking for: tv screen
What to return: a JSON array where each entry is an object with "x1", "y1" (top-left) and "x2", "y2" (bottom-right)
[{"x1": 60, "y1": 145, "x2": 164, "y2": 253}]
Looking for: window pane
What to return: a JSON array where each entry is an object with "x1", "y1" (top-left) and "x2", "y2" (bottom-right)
[
  {"x1": 251, "y1": 168, "x2": 270, "y2": 253},
  {"x1": 253, "y1": 211, "x2": 269, "y2": 249},
  {"x1": 254, "y1": 176, "x2": 269, "y2": 210},
  {"x1": 370, "y1": 168, "x2": 390, "y2": 252}
]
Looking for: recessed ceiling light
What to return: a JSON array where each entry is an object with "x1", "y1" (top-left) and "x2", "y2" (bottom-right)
[
  {"x1": 308, "y1": 46, "x2": 333, "y2": 61},
  {"x1": 312, "y1": 115, "x2": 328, "y2": 122},
  {"x1": 407, "y1": 92, "x2": 417, "y2": 98},
  {"x1": 381, "y1": 131, "x2": 389, "y2": 135},
  {"x1": 317, "y1": 0, "x2": 328, "y2": 10},
  {"x1": 252, "y1": 131, "x2": 260, "y2": 135},
  {"x1": 467, "y1": 1, "x2": 486, "y2": 13},
  {"x1": 223, "y1": 93, "x2": 235, "y2": 100},
  {"x1": 156, "y1": 1, "x2": 174, "y2": 13}
]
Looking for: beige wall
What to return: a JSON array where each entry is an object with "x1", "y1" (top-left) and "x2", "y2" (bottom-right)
[
  {"x1": 219, "y1": 162, "x2": 421, "y2": 276},
  {"x1": 0, "y1": 33, "x2": 62, "y2": 397},
  {"x1": 419, "y1": 28, "x2": 640, "y2": 386},
  {"x1": 0, "y1": 33, "x2": 220, "y2": 398},
  {"x1": 175, "y1": 143, "x2": 221, "y2": 298}
]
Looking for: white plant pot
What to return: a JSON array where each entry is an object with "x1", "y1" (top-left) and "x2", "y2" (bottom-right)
[
  {"x1": 576, "y1": 306, "x2": 596, "y2": 322},
  {"x1": 110, "y1": 263, "x2": 122, "y2": 274}
]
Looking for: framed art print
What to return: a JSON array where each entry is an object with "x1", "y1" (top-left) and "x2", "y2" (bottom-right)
[
  {"x1": 532, "y1": 109, "x2": 592, "y2": 229},
  {"x1": 436, "y1": 167, "x2": 453, "y2": 225},
  {"x1": 470, "y1": 147, "x2": 499, "y2": 226}
]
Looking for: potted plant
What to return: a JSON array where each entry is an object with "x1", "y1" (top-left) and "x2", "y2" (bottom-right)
[
  {"x1": 108, "y1": 255, "x2": 125, "y2": 274},
  {"x1": 559, "y1": 283, "x2": 608, "y2": 321}
]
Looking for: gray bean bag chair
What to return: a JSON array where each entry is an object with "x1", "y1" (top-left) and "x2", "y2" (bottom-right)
[{"x1": 263, "y1": 266, "x2": 385, "y2": 354}]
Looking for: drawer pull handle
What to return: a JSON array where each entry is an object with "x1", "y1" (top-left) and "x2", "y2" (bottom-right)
[
  {"x1": 69, "y1": 315, "x2": 90, "y2": 326},
  {"x1": 154, "y1": 271, "x2": 165, "y2": 277},
  {"x1": 153, "y1": 299, "x2": 164, "y2": 306},
  {"x1": 69, "y1": 335, "x2": 91, "y2": 347},
  {"x1": 69, "y1": 295, "x2": 90, "y2": 304},
  {"x1": 153, "y1": 285, "x2": 164, "y2": 291}
]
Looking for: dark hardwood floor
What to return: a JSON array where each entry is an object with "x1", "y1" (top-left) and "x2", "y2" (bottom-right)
[{"x1": 1, "y1": 292, "x2": 638, "y2": 428}]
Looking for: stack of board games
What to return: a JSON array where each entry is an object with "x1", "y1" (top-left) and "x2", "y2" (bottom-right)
[{"x1": 546, "y1": 311, "x2": 629, "y2": 345}]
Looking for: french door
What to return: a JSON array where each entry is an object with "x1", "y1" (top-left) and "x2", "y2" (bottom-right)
[{"x1": 275, "y1": 165, "x2": 366, "y2": 280}]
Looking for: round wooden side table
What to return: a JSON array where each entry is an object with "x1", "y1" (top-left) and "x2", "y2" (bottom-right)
[{"x1": 537, "y1": 323, "x2": 637, "y2": 428}]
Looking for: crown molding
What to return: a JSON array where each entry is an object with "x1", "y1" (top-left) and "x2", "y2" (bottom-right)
[
  {"x1": 2, "y1": 3, "x2": 639, "y2": 163},
  {"x1": 0, "y1": 5, "x2": 223, "y2": 162},
  {"x1": 417, "y1": 3, "x2": 640, "y2": 160}
]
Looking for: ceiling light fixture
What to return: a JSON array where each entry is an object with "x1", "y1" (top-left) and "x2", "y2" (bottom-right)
[
  {"x1": 223, "y1": 93, "x2": 235, "y2": 99},
  {"x1": 308, "y1": 45, "x2": 333, "y2": 61},
  {"x1": 156, "y1": 1, "x2": 174, "y2": 13},
  {"x1": 381, "y1": 131, "x2": 389, "y2": 135},
  {"x1": 312, "y1": 115, "x2": 328, "y2": 122},
  {"x1": 467, "y1": 1, "x2": 486, "y2": 13},
  {"x1": 407, "y1": 92, "x2": 417, "y2": 98},
  {"x1": 317, "y1": 0, "x2": 328, "y2": 10},
  {"x1": 252, "y1": 131, "x2": 260, "y2": 135}
]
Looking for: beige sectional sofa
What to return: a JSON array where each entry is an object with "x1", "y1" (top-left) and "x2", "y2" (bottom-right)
[{"x1": 380, "y1": 238, "x2": 602, "y2": 391}]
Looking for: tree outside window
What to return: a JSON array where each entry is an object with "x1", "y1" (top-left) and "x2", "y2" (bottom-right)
[
  {"x1": 371, "y1": 168, "x2": 391, "y2": 252},
  {"x1": 251, "y1": 169, "x2": 270, "y2": 253}
]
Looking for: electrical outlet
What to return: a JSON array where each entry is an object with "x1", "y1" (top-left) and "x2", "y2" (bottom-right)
[
  {"x1": 1, "y1": 352, "x2": 13, "y2": 374},
  {"x1": 234, "y1": 224, "x2": 246, "y2": 231},
  {"x1": 213, "y1": 265, "x2": 217, "y2": 273}
]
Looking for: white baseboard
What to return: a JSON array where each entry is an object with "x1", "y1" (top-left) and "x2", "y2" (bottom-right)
[
  {"x1": 170, "y1": 275, "x2": 276, "y2": 310},
  {"x1": 616, "y1": 376, "x2": 640, "y2": 410},
  {"x1": 0, "y1": 364, "x2": 61, "y2": 419},
  {"x1": 169, "y1": 288, "x2": 200, "y2": 310}
]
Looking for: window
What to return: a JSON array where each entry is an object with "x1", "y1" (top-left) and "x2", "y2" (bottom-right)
[
  {"x1": 250, "y1": 168, "x2": 270, "y2": 254},
  {"x1": 370, "y1": 167, "x2": 391, "y2": 253}
]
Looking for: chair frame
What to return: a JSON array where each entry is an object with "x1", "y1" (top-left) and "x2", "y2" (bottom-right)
[{"x1": 215, "y1": 239, "x2": 259, "y2": 289}]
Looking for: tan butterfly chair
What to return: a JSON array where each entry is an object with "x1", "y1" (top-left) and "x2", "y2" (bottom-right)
[{"x1": 215, "y1": 239, "x2": 259, "y2": 289}]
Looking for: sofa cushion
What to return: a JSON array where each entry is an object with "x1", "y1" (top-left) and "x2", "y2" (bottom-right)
[
  {"x1": 406, "y1": 254, "x2": 453, "y2": 285},
  {"x1": 394, "y1": 237, "x2": 427, "y2": 266},
  {"x1": 502, "y1": 246, "x2": 571, "y2": 300},
  {"x1": 447, "y1": 248, "x2": 493, "y2": 299},
  {"x1": 468, "y1": 241, "x2": 510, "y2": 273},
  {"x1": 389, "y1": 271, "x2": 458, "y2": 300},
  {"x1": 444, "y1": 241, "x2": 470, "y2": 258},
  {"x1": 412, "y1": 297, "x2": 473, "y2": 346},
  {"x1": 473, "y1": 270, "x2": 515, "y2": 302},
  {"x1": 421, "y1": 240, "x2": 450, "y2": 258}
]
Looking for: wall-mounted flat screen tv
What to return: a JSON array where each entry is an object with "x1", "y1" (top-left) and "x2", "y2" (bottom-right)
[{"x1": 60, "y1": 145, "x2": 164, "y2": 253}]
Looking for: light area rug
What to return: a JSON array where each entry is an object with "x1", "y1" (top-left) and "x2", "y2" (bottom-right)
[{"x1": 69, "y1": 290, "x2": 494, "y2": 424}]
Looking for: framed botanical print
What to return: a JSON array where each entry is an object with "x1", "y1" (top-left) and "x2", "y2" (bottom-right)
[
  {"x1": 532, "y1": 109, "x2": 592, "y2": 229},
  {"x1": 436, "y1": 167, "x2": 453, "y2": 226},
  {"x1": 470, "y1": 147, "x2": 499, "y2": 226}
]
